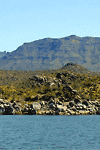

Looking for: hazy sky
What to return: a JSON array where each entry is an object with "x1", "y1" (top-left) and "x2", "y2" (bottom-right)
[{"x1": 0, "y1": 0, "x2": 100, "y2": 52}]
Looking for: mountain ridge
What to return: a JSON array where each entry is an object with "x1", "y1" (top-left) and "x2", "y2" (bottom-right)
[{"x1": 0, "y1": 35, "x2": 100, "y2": 72}]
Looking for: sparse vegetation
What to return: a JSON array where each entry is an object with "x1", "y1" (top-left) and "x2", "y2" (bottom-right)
[{"x1": 0, "y1": 63, "x2": 100, "y2": 115}]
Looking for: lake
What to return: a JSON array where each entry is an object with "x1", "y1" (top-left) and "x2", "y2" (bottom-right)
[{"x1": 0, "y1": 115, "x2": 100, "y2": 150}]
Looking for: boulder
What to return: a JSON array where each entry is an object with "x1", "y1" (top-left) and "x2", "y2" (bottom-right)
[
  {"x1": 40, "y1": 101, "x2": 45, "y2": 107},
  {"x1": 82, "y1": 100, "x2": 89, "y2": 106},
  {"x1": 14, "y1": 106, "x2": 20, "y2": 111},
  {"x1": 78, "y1": 110, "x2": 90, "y2": 115},
  {"x1": 3, "y1": 104, "x2": 14, "y2": 115},
  {"x1": 22, "y1": 107, "x2": 36, "y2": 115},
  {"x1": 56, "y1": 104, "x2": 67, "y2": 112},
  {"x1": 49, "y1": 103, "x2": 55, "y2": 109},
  {"x1": 55, "y1": 110, "x2": 59, "y2": 115},
  {"x1": 12, "y1": 102, "x2": 17, "y2": 108},
  {"x1": 28, "y1": 108, "x2": 36, "y2": 115},
  {"x1": 68, "y1": 110, "x2": 76, "y2": 115},
  {"x1": 0, "y1": 104, "x2": 4, "y2": 109},
  {"x1": 33, "y1": 102, "x2": 41, "y2": 109},
  {"x1": 22, "y1": 108, "x2": 29, "y2": 114},
  {"x1": 29, "y1": 104, "x2": 34, "y2": 108},
  {"x1": 71, "y1": 106, "x2": 77, "y2": 111},
  {"x1": 37, "y1": 110, "x2": 46, "y2": 115},
  {"x1": 69, "y1": 101, "x2": 74, "y2": 107},
  {"x1": 76, "y1": 103, "x2": 84, "y2": 110},
  {"x1": 82, "y1": 104, "x2": 87, "y2": 110}
]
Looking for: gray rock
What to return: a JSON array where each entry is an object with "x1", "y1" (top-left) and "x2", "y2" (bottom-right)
[
  {"x1": 33, "y1": 102, "x2": 41, "y2": 109},
  {"x1": 49, "y1": 103, "x2": 55, "y2": 109}
]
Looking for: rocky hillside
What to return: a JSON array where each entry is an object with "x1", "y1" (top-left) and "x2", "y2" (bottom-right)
[
  {"x1": 0, "y1": 64, "x2": 100, "y2": 115},
  {"x1": 0, "y1": 35, "x2": 100, "y2": 72}
]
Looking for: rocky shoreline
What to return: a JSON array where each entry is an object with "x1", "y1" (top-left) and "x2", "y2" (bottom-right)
[
  {"x1": 0, "y1": 73, "x2": 100, "y2": 115},
  {"x1": 0, "y1": 95, "x2": 100, "y2": 115}
]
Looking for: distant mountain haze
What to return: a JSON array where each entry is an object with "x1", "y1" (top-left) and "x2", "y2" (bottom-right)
[
  {"x1": 0, "y1": 51, "x2": 7, "y2": 58},
  {"x1": 0, "y1": 35, "x2": 100, "y2": 72}
]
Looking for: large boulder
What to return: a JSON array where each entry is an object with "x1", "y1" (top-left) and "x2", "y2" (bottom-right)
[{"x1": 32, "y1": 102, "x2": 41, "y2": 109}]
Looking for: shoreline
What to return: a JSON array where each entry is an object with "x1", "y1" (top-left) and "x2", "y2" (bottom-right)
[{"x1": 0, "y1": 98, "x2": 100, "y2": 115}]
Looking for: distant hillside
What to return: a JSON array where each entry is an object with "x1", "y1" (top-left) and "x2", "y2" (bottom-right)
[
  {"x1": 0, "y1": 51, "x2": 7, "y2": 57},
  {"x1": 60, "y1": 62, "x2": 92, "y2": 74},
  {"x1": 0, "y1": 35, "x2": 100, "y2": 72}
]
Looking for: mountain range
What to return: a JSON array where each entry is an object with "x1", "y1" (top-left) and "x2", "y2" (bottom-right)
[{"x1": 0, "y1": 35, "x2": 100, "y2": 72}]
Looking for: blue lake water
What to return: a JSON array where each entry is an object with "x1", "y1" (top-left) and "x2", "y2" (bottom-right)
[{"x1": 0, "y1": 115, "x2": 100, "y2": 150}]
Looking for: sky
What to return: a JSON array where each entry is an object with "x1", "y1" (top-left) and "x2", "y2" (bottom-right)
[{"x1": 0, "y1": 0, "x2": 100, "y2": 52}]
